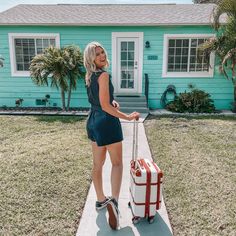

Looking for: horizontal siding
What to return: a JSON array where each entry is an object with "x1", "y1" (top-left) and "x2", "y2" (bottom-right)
[{"x1": 0, "y1": 25, "x2": 234, "y2": 110}]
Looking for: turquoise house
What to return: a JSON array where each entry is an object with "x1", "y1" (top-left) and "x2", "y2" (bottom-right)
[{"x1": 0, "y1": 3, "x2": 232, "y2": 111}]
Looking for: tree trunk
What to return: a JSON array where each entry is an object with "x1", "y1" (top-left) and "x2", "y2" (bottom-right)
[
  {"x1": 61, "y1": 88, "x2": 66, "y2": 111},
  {"x1": 67, "y1": 80, "x2": 72, "y2": 111},
  {"x1": 232, "y1": 79, "x2": 236, "y2": 112}
]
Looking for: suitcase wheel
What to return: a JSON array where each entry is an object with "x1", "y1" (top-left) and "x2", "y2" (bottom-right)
[
  {"x1": 148, "y1": 216, "x2": 155, "y2": 224},
  {"x1": 132, "y1": 216, "x2": 141, "y2": 224},
  {"x1": 128, "y1": 201, "x2": 131, "y2": 207}
]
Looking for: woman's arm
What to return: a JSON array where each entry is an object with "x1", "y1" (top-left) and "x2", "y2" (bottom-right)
[{"x1": 98, "y1": 72, "x2": 139, "y2": 121}]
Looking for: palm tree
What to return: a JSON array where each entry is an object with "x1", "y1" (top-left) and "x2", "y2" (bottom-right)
[
  {"x1": 30, "y1": 45, "x2": 85, "y2": 111},
  {"x1": 198, "y1": 0, "x2": 236, "y2": 111},
  {"x1": 63, "y1": 45, "x2": 85, "y2": 110},
  {"x1": 30, "y1": 46, "x2": 68, "y2": 110},
  {"x1": 0, "y1": 55, "x2": 4, "y2": 67}
]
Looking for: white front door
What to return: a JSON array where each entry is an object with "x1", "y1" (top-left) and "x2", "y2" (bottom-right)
[{"x1": 112, "y1": 33, "x2": 143, "y2": 94}]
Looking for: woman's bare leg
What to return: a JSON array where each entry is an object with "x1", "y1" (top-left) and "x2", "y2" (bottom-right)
[
  {"x1": 106, "y1": 141, "x2": 123, "y2": 201},
  {"x1": 91, "y1": 141, "x2": 107, "y2": 202}
]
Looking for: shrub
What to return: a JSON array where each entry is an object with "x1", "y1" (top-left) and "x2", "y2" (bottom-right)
[{"x1": 166, "y1": 89, "x2": 215, "y2": 113}]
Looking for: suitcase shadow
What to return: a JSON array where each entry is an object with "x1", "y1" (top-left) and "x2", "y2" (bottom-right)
[
  {"x1": 96, "y1": 209, "x2": 135, "y2": 236},
  {"x1": 134, "y1": 212, "x2": 173, "y2": 236}
]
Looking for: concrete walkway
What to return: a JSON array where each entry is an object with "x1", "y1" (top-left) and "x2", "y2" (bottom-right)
[{"x1": 76, "y1": 114, "x2": 173, "y2": 236}]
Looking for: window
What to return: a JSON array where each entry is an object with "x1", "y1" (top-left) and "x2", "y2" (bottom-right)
[
  {"x1": 163, "y1": 34, "x2": 215, "y2": 77},
  {"x1": 9, "y1": 33, "x2": 60, "y2": 76}
]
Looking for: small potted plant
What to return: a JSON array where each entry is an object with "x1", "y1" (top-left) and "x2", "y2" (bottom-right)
[{"x1": 15, "y1": 98, "x2": 24, "y2": 107}]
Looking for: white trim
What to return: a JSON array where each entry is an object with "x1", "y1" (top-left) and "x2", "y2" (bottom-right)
[
  {"x1": 0, "y1": 23, "x2": 227, "y2": 26},
  {"x1": 8, "y1": 33, "x2": 60, "y2": 77},
  {"x1": 112, "y1": 32, "x2": 143, "y2": 94},
  {"x1": 162, "y1": 34, "x2": 215, "y2": 78}
]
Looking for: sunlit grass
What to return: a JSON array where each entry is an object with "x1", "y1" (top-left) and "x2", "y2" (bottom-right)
[
  {"x1": 0, "y1": 115, "x2": 92, "y2": 235},
  {"x1": 145, "y1": 116, "x2": 236, "y2": 236}
]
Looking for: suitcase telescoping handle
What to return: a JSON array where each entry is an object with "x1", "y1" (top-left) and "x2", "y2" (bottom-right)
[{"x1": 132, "y1": 119, "x2": 139, "y2": 169}]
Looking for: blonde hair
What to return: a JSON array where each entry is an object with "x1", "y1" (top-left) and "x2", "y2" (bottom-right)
[{"x1": 83, "y1": 41, "x2": 109, "y2": 86}]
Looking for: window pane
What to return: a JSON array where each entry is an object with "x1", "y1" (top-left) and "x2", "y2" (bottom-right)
[
  {"x1": 23, "y1": 56, "x2": 29, "y2": 62},
  {"x1": 37, "y1": 48, "x2": 43, "y2": 54},
  {"x1": 127, "y1": 71, "x2": 134, "y2": 80},
  {"x1": 175, "y1": 56, "x2": 181, "y2": 64},
  {"x1": 190, "y1": 56, "x2": 196, "y2": 63},
  {"x1": 198, "y1": 39, "x2": 204, "y2": 45},
  {"x1": 121, "y1": 52, "x2": 127, "y2": 60},
  {"x1": 121, "y1": 71, "x2": 127, "y2": 79},
  {"x1": 121, "y1": 42, "x2": 127, "y2": 51},
  {"x1": 168, "y1": 56, "x2": 174, "y2": 64},
  {"x1": 181, "y1": 64, "x2": 188, "y2": 71},
  {"x1": 176, "y1": 40, "x2": 182, "y2": 47},
  {"x1": 196, "y1": 64, "x2": 202, "y2": 71},
  {"x1": 15, "y1": 46, "x2": 22, "y2": 54},
  {"x1": 14, "y1": 38, "x2": 36, "y2": 71},
  {"x1": 16, "y1": 55, "x2": 23, "y2": 63},
  {"x1": 168, "y1": 48, "x2": 175, "y2": 55},
  {"x1": 128, "y1": 61, "x2": 134, "y2": 70},
  {"x1": 168, "y1": 64, "x2": 174, "y2": 71},
  {"x1": 17, "y1": 63, "x2": 23, "y2": 71},
  {"x1": 36, "y1": 39, "x2": 43, "y2": 47},
  {"x1": 24, "y1": 63, "x2": 30, "y2": 71},
  {"x1": 183, "y1": 39, "x2": 189, "y2": 47},
  {"x1": 181, "y1": 56, "x2": 188, "y2": 64},
  {"x1": 128, "y1": 61, "x2": 134, "y2": 67},
  {"x1": 189, "y1": 64, "x2": 196, "y2": 71},
  {"x1": 15, "y1": 39, "x2": 22, "y2": 46},
  {"x1": 43, "y1": 39, "x2": 49, "y2": 48},
  {"x1": 190, "y1": 48, "x2": 196, "y2": 55},
  {"x1": 121, "y1": 80, "x2": 127, "y2": 88},
  {"x1": 191, "y1": 39, "x2": 198, "y2": 47},
  {"x1": 128, "y1": 42, "x2": 134, "y2": 50},
  {"x1": 182, "y1": 48, "x2": 188, "y2": 56},
  {"x1": 176, "y1": 48, "x2": 181, "y2": 55},
  {"x1": 174, "y1": 64, "x2": 181, "y2": 71},
  {"x1": 23, "y1": 47, "x2": 29, "y2": 54},
  {"x1": 169, "y1": 39, "x2": 175, "y2": 47},
  {"x1": 121, "y1": 61, "x2": 127, "y2": 66},
  {"x1": 29, "y1": 47, "x2": 35, "y2": 54},
  {"x1": 50, "y1": 39, "x2": 56, "y2": 46},
  {"x1": 128, "y1": 52, "x2": 134, "y2": 60},
  {"x1": 121, "y1": 60, "x2": 127, "y2": 70}
]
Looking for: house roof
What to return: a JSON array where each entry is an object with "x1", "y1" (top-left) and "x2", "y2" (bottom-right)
[{"x1": 0, "y1": 4, "x2": 227, "y2": 26}]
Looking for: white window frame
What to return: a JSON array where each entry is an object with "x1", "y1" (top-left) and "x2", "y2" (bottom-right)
[
  {"x1": 162, "y1": 34, "x2": 215, "y2": 78},
  {"x1": 9, "y1": 33, "x2": 60, "y2": 77}
]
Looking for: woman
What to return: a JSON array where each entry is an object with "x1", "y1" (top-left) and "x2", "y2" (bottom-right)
[{"x1": 83, "y1": 41, "x2": 140, "y2": 230}]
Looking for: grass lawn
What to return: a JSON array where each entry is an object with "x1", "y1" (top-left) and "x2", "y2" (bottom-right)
[
  {"x1": 0, "y1": 115, "x2": 92, "y2": 235},
  {"x1": 145, "y1": 116, "x2": 236, "y2": 236}
]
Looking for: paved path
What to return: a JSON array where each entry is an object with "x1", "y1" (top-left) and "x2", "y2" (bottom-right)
[{"x1": 76, "y1": 114, "x2": 173, "y2": 236}]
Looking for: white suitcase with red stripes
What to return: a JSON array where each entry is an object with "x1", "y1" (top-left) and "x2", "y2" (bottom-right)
[{"x1": 129, "y1": 120, "x2": 163, "y2": 224}]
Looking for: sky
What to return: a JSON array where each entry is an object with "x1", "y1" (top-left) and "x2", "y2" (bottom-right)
[{"x1": 0, "y1": 0, "x2": 193, "y2": 13}]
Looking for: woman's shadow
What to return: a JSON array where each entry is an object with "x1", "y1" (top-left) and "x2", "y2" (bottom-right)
[
  {"x1": 96, "y1": 209, "x2": 135, "y2": 236},
  {"x1": 96, "y1": 209, "x2": 173, "y2": 236}
]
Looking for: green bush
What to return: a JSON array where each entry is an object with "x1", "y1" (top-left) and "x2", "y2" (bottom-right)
[{"x1": 166, "y1": 89, "x2": 215, "y2": 113}]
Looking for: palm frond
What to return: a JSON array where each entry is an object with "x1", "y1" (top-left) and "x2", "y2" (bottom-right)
[
  {"x1": 221, "y1": 48, "x2": 236, "y2": 81},
  {"x1": 212, "y1": 0, "x2": 236, "y2": 30}
]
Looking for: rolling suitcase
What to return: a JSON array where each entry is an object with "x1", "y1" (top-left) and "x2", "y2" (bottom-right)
[{"x1": 129, "y1": 120, "x2": 163, "y2": 224}]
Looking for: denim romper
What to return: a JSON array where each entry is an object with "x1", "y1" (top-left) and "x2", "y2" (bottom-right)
[{"x1": 86, "y1": 70, "x2": 123, "y2": 146}]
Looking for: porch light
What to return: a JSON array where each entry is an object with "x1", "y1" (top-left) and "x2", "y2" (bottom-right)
[{"x1": 145, "y1": 41, "x2": 150, "y2": 48}]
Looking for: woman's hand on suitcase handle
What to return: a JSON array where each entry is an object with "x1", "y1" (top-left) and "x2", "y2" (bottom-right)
[{"x1": 128, "y1": 111, "x2": 140, "y2": 121}]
